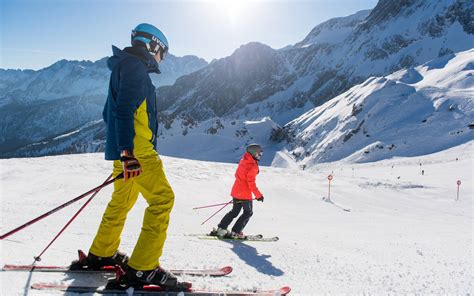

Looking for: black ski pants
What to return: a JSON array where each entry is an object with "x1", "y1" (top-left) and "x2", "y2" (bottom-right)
[{"x1": 218, "y1": 198, "x2": 253, "y2": 233}]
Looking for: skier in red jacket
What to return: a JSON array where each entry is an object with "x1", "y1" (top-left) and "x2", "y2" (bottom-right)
[{"x1": 211, "y1": 144, "x2": 264, "y2": 238}]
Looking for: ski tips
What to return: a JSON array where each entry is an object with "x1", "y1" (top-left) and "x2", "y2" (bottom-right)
[
  {"x1": 220, "y1": 266, "x2": 233, "y2": 275},
  {"x1": 280, "y1": 286, "x2": 291, "y2": 295}
]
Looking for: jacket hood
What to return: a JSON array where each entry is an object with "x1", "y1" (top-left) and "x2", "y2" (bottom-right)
[{"x1": 107, "y1": 45, "x2": 160, "y2": 74}]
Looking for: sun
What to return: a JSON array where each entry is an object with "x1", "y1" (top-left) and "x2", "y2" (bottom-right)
[{"x1": 214, "y1": 0, "x2": 253, "y2": 26}]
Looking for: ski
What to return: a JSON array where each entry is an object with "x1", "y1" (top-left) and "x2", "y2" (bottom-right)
[
  {"x1": 2, "y1": 264, "x2": 233, "y2": 277},
  {"x1": 31, "y1": 282, "x2": 291, "y2": 295},
  {"x1": 188, "y1": 234, "x2": 279, "y2": 242}
]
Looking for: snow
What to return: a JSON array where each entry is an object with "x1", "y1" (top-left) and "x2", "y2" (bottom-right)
[
  {"x1": 294, "y1": 10, "x2": 371, "y2": 48},
  {"x1": 1, "y1": 141, "x2": 472, "y2": 295},
  {"x1": 285, "y1": 48, "x2": 474, "y2": 165}
]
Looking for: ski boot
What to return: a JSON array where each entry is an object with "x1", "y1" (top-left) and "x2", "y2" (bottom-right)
[
  {"x1": 209, "y1": 227, "x2": 229, "y2": 238},
  {"x1": 106, "y1": 265, "x2": 191, "y2": 292},
  {"x1": 227, "y1": 231, "x2": 245, "y2": 239},
  {"x1": 69, "y1": 250, "x2": 129, "y2": 271}
]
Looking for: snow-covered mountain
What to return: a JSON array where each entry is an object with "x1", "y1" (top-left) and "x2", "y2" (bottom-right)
[
  {"x1": 157, "y1": 0, "x2": 473, "y2": 125},
  {"x1": 294, "y1": 9, "x2": 371, "y2": 48},
  {"x1": 0, "y1": 59, "x2": 109, "y2": 107},
  {"x1": 0, "y1": 54, "x2": 207, "y2": 107},
  {"x1": 11, "y1": 48, "x2": 474, "y2": 167},
  {"x1": 149, "y1": 0, "x2": 474, "y2": 164},
  {"x1": 2, "y1": 0, "x2": 473, "y2": 163},
  {"x1": 157, "y1": 42, "x2": 294, "y2": 122},
  {"x1": 277, "y1": 49, "x2": 474, "y2": 166},
  {"x1": 0, "y1": 53, "x2": 207, "y2": 155}
]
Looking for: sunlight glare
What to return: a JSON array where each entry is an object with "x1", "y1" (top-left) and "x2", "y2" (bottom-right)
[{"x1": 214, "y1": 0, "x2": 254, "y2": 26}]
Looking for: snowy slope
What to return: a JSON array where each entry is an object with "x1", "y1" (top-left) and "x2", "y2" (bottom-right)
[
  {"x1": 294, "y1": 10, "x2": 371, "y2": 48},
  {"x1": 157, "y1": 116, "x2": 281, "y2": 166},
  {"x1": 279, "y1": 48, "x2": 474, "y2": 166},
  {"x1": 5, "y1": 116, "x2": 283, "y2": 167},
  {"x1": 0, "y1": 141, "x2": 472, "y2": 295}
]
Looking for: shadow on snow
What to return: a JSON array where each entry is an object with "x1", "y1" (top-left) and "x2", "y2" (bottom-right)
[{"x1": 224, "y1": 240, "x2": 284, "y2": 277}]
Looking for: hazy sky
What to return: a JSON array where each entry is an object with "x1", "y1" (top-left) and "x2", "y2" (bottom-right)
[{"x1": 1, "y1": 0, "x2": 377, "y2": 70}]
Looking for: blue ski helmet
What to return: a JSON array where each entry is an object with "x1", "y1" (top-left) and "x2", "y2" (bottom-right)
[{"x1": 131, "y1": 23, "x2": 169, "y2": 59}]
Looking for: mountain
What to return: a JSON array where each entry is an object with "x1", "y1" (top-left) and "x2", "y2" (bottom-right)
[
  {"x1": 152, "y1": 54, "x2": 210, "y2": 88},
  {"x1": 156, "y1": 0, "x2": 473, "y2": 128},
  {"x1": 294, "y1": 9, "x2": 371, "y2": 48},
  {"x1": 276, "y1": 48, "x2": 474, "y2": 166},
  {"x1": 0, "y1": 53, "x2": 207, "y2": 155},
  {"x1": 10, "y1": 49, "x2": 474, "y2": 165},
  {"x1": 157, "y1": 42, "x2": 295, "y2": 122},
  {"x1": 0, "y1": 54, "x2": 207, "y2": 107},
  {"x1": 2, "y1": 0, "x2": 473, "y2": 163},
  {"x1": 152, "y1": 0, "x2": 474, "y2": 164},
  {"x1": 154, "y1": 9, "x2": 370, "y2": 128}
]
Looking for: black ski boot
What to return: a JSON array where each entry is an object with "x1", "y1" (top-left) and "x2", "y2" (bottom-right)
[
  {"x1": 124, "y1": 265, "x2": 192, "y2": 291},
  {"x1": 69, "y1": 250, "x2": 129, "y2": 271}
]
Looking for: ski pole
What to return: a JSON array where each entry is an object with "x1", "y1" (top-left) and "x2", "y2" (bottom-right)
[
  {"x1": 200, "y1": 200, "x2": 233, "y2": 225},
  {"x1": 193, "y1": 200, "x2": 233, "y2": 210},
  {"x1": 33, "y1": 173, "x2": 114, "y2": 262},
  {"x1": 0, "y1": 173, "x2": 123, "y2": 240},
  {"x1": 193, "y1": 198, "x2": 260, "y2": 210}
]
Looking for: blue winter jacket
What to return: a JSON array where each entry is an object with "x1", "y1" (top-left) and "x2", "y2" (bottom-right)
[{"x1": 103, "y1": 45, "x2": 160, "y2": 160}]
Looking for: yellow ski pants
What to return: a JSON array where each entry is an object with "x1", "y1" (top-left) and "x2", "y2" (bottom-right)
[{"x1": 89, "y1": 155, "x2": 174, "y2": 270}]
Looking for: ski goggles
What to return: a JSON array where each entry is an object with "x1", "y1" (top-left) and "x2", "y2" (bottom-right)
[{"x1": 132, "y1": 31, "x2": 169, "y2": 60}]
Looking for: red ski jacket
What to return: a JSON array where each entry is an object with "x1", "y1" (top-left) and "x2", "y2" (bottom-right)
[{"x1": 230, "y1": 152, "x2": 263, "y2": 200}]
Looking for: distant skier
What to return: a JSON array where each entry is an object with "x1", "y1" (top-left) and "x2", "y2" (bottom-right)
[
  {"x1": 211, "y1": 144, "x2": 264, "y2": 239},
  {"x1": 70, "y1": 23, "x2": 186, "y2": 289}
]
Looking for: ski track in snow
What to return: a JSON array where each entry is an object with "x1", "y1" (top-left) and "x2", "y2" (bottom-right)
[{"x1": 0, "y1": 142, "x2": 472, "y2": 295}]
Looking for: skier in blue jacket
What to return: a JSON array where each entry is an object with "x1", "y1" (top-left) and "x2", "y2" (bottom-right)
[{"x1": 70, "y1": 23, "x2": 188, "y2": 290}]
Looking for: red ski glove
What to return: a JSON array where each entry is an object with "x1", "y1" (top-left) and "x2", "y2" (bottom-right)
[{"x1": 120, "y1": 150, "x2": 142, "y2": 181}]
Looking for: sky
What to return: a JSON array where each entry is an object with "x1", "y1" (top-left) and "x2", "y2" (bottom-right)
[{"x1": 0, "y1": 0, "x2": 378, "y2": 70}]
